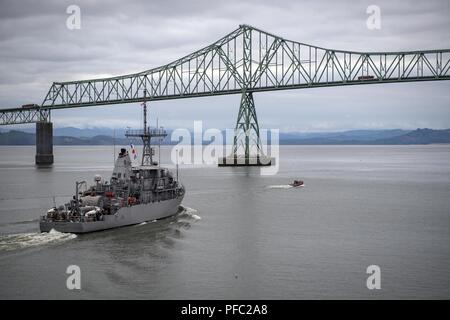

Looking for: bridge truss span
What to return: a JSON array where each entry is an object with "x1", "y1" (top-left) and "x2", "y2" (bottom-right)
[
  {"x1": 40, "y1": 24, "x2": 450, "y2": 109},
  {"x1": 1, "y1": 24, "x2": 449, "y2": 165},
  {"x1": 0, "y1": 107, "x2": 50, "y2": 125}
]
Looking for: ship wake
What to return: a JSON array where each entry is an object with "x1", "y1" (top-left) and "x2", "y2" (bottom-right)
[
  {"x1": 0, "y1": 229, "x2": 77, "y2": 252},
  {"x1": 267, "y1": 185, "x2": 294, "y2": 189},
  {"x1": 178, "y1": 205, "x2": 202, "y2": 220}
]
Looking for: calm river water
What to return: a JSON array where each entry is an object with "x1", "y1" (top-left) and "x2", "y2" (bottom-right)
[{"x1": 0, "y1": 145, "x2": 449, "y2": 299}]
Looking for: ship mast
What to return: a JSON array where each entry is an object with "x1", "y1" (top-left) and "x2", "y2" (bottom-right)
[
  {"x1": 125, "y1": 90, "x2": 167, "y2": 166},
  {"x1": 141, "y1": 91, "x2": 152, "y2": 166}
]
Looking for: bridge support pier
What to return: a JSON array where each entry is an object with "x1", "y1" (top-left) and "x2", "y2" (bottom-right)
[
  {"x1": 219, "y1": 91, "x2": 272, "y2": 167},
  {"x1": 35, "y1": 121, "x2": 53, "y2": 165}
]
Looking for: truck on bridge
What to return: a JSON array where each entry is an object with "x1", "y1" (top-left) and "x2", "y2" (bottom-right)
[
  {"x1": 357, "y1": 75, "x2": 375, "y2": 81},
  {"x1": 21, "y1": 103, "x2": 39, "y2": 109}
]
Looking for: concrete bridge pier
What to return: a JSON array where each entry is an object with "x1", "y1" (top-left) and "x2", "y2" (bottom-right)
[{"x1": 35, "y1": 121, "x2": 53, "y2": 165}]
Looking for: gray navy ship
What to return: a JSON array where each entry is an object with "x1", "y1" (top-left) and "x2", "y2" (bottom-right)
[{"x1": 40, "y1": 100, "x2": 185, "y2": 234}]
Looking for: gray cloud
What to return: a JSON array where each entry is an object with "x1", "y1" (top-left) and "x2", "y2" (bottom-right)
[{"x1": 0, "y1": 0, "x2": 449, "y2": 131}]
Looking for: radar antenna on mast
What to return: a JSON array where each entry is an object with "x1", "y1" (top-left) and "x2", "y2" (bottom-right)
[{"x1": 125, "y1": 90, "x2": 167, "y2": 166}]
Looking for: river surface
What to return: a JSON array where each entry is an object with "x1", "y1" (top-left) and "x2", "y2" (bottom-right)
[{"x1": 0, "y1": 145, "x2": 449, "y2": 299}]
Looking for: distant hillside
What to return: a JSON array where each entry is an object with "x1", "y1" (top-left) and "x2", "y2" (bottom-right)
[
  {"x1": 0, "y1": 130, "x2": 130, "y2": 146},
  {"x1": 0, "y1": 130, "x2": 35, "y2": 145},
  {"x1": 280, "y1": 129, "x2": 409, "y2": 142},
  {"x1": 54, "y1": 134, "x2": 131, "y2": 145},
  {"x1": 280, "y1": 129, "x2": 450, "y2": 145},
  {"x1": 372, "y1": 128, "x2": 450, "y2": 144},
  {"x1": 16, "y1": 126, "x2": 128, "y2": 138},
  {"x1": 1, "y1": 128, "x2": 450, "y2": 145}
]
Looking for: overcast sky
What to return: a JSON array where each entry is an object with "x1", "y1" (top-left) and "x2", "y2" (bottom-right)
[{"x1": 0, "y1": 0, "x2": 449, "y2": 132}]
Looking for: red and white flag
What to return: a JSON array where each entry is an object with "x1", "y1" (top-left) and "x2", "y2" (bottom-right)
[{"x1": 130, "y1": 143, "x2": 137, "y2": 159}]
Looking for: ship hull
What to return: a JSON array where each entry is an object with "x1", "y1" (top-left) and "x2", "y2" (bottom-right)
[{"x1": 40, "y1": 196, "x2": 183, "y2": 234}]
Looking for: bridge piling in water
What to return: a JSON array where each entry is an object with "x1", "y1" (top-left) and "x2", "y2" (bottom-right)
[
  {"x1": 35, "y1": 121, "x2": 53, "y2": 165},
  {"x1": 219, "y1": 91, "x2": 273, "y2": 166}
]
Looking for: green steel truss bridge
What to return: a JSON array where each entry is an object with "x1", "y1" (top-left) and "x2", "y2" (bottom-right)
[{"x1": 1, "y1": 24, "x2": 450, "y2": 163}]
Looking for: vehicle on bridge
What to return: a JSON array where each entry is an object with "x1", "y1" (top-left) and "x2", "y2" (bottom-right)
[
  {"x1": 358, "y1": 75, "x2": 375, "y2": 81},
  {"x1": 21, "y1": 103, "x2": 39, "y2": 109}
]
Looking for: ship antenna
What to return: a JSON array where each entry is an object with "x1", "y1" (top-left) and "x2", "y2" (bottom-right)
[
  {"x1": 157, "y1": 117, "x2": 161, "y2": 165},
  {"x1": 143, "y1": 91, "x2": 147, "y2": 136},
  {"x1": 140, "y1": 90, "x2": 153, "y2": 166},
  {"x1": 125, "y1": 89, "x2": 167, "y2": 166},
  {"x1": 176, "y1": 147, "x2": 179, "y2": 182},
  {"x1": 113, "y1": 128, "x2": 116, "y2": 165},
  {"x1": 156, "y1": 117, "x2": 158, "y2": 161}
]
